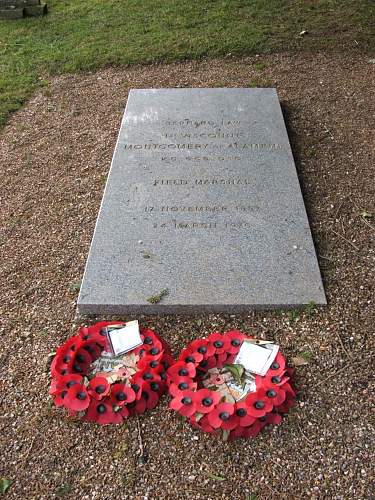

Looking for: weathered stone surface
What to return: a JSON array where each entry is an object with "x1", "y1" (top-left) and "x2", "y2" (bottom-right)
[
  {"x1": 78, "y1": 88, "x2": 326, "y2": 315},
  {"x1": 0, "y1": 0, "x2": 47, "y2": 18},
  {"x1": 0, "y1": 7, "x2": 24, "y2": 18},
  {"x1": 24, "y1": 2, "x2": 46, "y2": 16},
  {"x1": 0, "y1": 0, "x2": 39, "y2": 6}
]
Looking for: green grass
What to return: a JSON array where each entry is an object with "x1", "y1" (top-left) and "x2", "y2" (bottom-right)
[{"x1": 1, "y1": 0, "x2": 374, "y2": 126}]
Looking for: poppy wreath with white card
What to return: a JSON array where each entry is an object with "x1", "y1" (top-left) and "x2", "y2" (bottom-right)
[
  {"x1": 50, "y1": 321, "x2": 173, "y2": 425},
  {"x1": 167, "y1": 331, "x2": 296, "y2": 440}
]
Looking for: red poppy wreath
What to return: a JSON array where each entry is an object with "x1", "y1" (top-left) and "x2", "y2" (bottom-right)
[
  {"x1": 50, "y1": 322, "x2": 173, "y2": 425},
  {"x1": 167, "y1": 331, "x2": 296, "y2": 440}
]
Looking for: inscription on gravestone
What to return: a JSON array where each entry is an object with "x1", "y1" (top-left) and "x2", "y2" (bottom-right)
[{"x1": 77, "y1": 88, "x2": 326, "y2": 314}]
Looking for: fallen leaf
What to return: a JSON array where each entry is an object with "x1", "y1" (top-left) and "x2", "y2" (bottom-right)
[
  {"x1": 146, "y1": 288, "x2": 169, "y2": 304},
  {"x1": 292, "y1": 356, "x2": 310, "y2": 366},
  {"x1": 222, "y1": 429, "x2": 230, "y2": 442},
  {"x1": 0, "y1": 479, "x2": 11, "y2": 495},
  {"x1": 361, "y1": 211, "x2": 373, "y2": 219},
  {"x1": 55, "y1": 484, "x2": 72, "y2": 497},
  {"x1": 206, "y1": 472, "x2": 226, "y2": 481},
  {"x1": 223, "y1": 363, "x2": 244, "y2": 383},
  {"x1": 69, "y1": 280, "x2": 81, "y2": 293}
]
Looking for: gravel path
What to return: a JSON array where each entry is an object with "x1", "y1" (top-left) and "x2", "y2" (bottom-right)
[{"x1": 0, "y1": 53, "x2": 374, "y2": 499}]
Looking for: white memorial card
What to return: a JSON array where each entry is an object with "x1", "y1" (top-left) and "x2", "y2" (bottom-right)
[
  {"x1": 107, "y1": 320, "x2": 143, "y2": 356},
  {"x1": 234, "y1": 342, "x2": 279, "y2": 376}
]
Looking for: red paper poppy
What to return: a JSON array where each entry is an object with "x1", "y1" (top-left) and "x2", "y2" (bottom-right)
[
  {"x1": 264, "y1": 385, "x2": 286, "y2": 406},
  {"x1": 207, "y1": 402, "x2": 235, "y2": 429},
  {"x1": 229, "y1": 425, "x2": 246, "y2": 440},
  {"x1": 88, "y1": 376, "x2": 110, "y2": 400},
  {"x1": 169, "y1": 376, "x2": 197, "y2": 397},
  {"x1": 168, "y1": 361, "x2": 196, "y2": 381},
  {"x1": 169, "y1": 390, "x2": 197, "y2": 417},
  {"x1": 78, "y1": 326, "x2": 106, "y2": 346},
  {"x1": 141, "y1": 382, "x2": 161, "y2": 410},
  {"x1": 199, "y1": 415, "x2": 217, "y2": 434},
  {"x1": 260, "y1": 412, "x2": 282, "y2": 426},
  {"x1": 233, "y1": 401, "x2": 257, "y2": 427},
  {"x1": 53, "y1": 390, "x2": 68, "y2": 407},
  {"x1": 50, "y1": 373, "x2": 83, "y2": 395},
  {"x1": 130, "y1": 381, "x2": 144, "y2": 401},
  {"x1": 132, "y1": 370, "x2": 161, "y2": 390},
  {"x1": 245, "y1": 388, "x2": 273, "y2": 417},
  {"x1": 160, "y1": 354, "x2": 174, "y2": 371},
  {"x1": 120, "y1": 405, "x2": 130, "y2": 419},
  {"x1": 133, "y1": 397, "x2": 147, "y2": 414},
  {"x1": 207, "y1": 333, "x2": 230, "y2": 355},
  {"x1": 110, "y1": 384, "x2": 136, "y2": 406},
  {"x1": 56, "y1": 335, "x2": 81, "y2": 356},
  {"x1": 193, "y1": 389, "x2": 221, "y2": 414},
  {"x1": 179, "y1": 347, "x2": 204, "y2": 365},
  {"x1": 81, "y1": 342, "x2": 102, "y2": 361},
  {"x1": 140, "y1": 329, "x2": 158, "y2": 345},
  {"x1": 275, "y1": 383, "x2": 296, "y2": 413},
  {"x1": 64, "y1": 384, "x2": 90, "y2": 412},
  {"x1": 50, "y1": 355, "x2": 73, "y2": 378},
  {"x1": 267, "y1": 352, "x2": 286, "y2": 376},
  {"x1": 255, "y1": 373, "x2": 290, "y2": 389},
  {"x1": 196, "y1": 355, "x2": 217, "y2": 372},
  {"x1": 85, "y1": 400, "x2": 122, "y2": 425},
  {"x1": 189, "y1": 339, "x2": 215, "y2": 359},
  {"x1": 216, "y1": 352, "x2": 230, "y2": 365},
  {"x1": 225, "y1": 330, "x2": 245, "y2": 354},
  {"x1": 242, "y1": 419, "x2": 262, "y2": 438},
  {"x1": 137, "y1": 355, "x2": 164, "y2": 373},
  {"x1": 139, "y1": 339, "x2": 163, "y2": 358}
]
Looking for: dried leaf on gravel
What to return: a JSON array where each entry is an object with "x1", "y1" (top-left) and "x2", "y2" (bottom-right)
[
  {"x1": 361, "y1": 211, "x2": 373, "y2": 219},
  {"x1": 55, "y1": 484, "x2": 72, "y2": 497},
  {"x1": 0, "y1": 479, "x2": 12, "y2": 495},
  {"x1": 292, "y1": 356, "x2": 311, "y2": 366},
  {"x1": 205, "y1": 472, "x2": 226, "y2": 481},
  {"x1": 146, "y1": 288, "x2": 169, "y2": 304},
  {"x1": 69, "y1": 280, "x2": 81, "y2": 292}
]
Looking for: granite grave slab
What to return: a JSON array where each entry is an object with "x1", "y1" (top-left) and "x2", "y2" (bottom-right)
[{"x1": 77, "y1": 88, "x2": 326, "y2": 314}]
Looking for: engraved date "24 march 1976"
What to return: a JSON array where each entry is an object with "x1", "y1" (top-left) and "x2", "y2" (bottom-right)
[{"x1": 152, "y1": 220, "x2": 252, "y2": 230}]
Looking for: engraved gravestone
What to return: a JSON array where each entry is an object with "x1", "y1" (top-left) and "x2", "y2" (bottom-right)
[{"x1": 77, "y1": 88, "x2": 326, "y2": 314}]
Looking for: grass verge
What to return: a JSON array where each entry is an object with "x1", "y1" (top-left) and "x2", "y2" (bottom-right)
[{"x1": 1, "y1": 0, "x2": 374, "y2": 126}]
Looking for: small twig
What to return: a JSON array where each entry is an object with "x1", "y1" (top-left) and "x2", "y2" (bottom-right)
[
  {"x1": 298, "y1": 424, "x2": 314, "y2": 444},
  {"x1": 258, "y1": 323, "x2": 268, "y2": 331},
  {"x1": 323, "y1": 125, "x2": 334, "y2": 140},
  {"x1": 336, "y1": 332, "x2": 353, "y2": 360},
  {"x1": 22, "y1": 436, "x2": 36, "y2": 466},
  {"x1": 315, "y1": 358, "x2": 371, "y2": 388},
  {"x1": 334, "y1": 198, "x2": 346, "y2": 219},
  {"x1": 318, "y1": 254, "x2": 334, "y2": 262},
  {"x1": 360, "y1": 217, "x2": 375, "y2": 232},
  {"x1": 350, "y1": 200, "x2": 374, "y2": 231},
  {"x1": 330, "y1": 228, "x2": 359, "y2": 251},
  {"x1": 270, "y1": 457, "x2": 283, "y2": 469},
  {"x1": 135, "y1": 416, "x2": 145, "y2": 464},
  {"x1": 263, "y1": 481, "x2": 287, "y2": 499}
]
